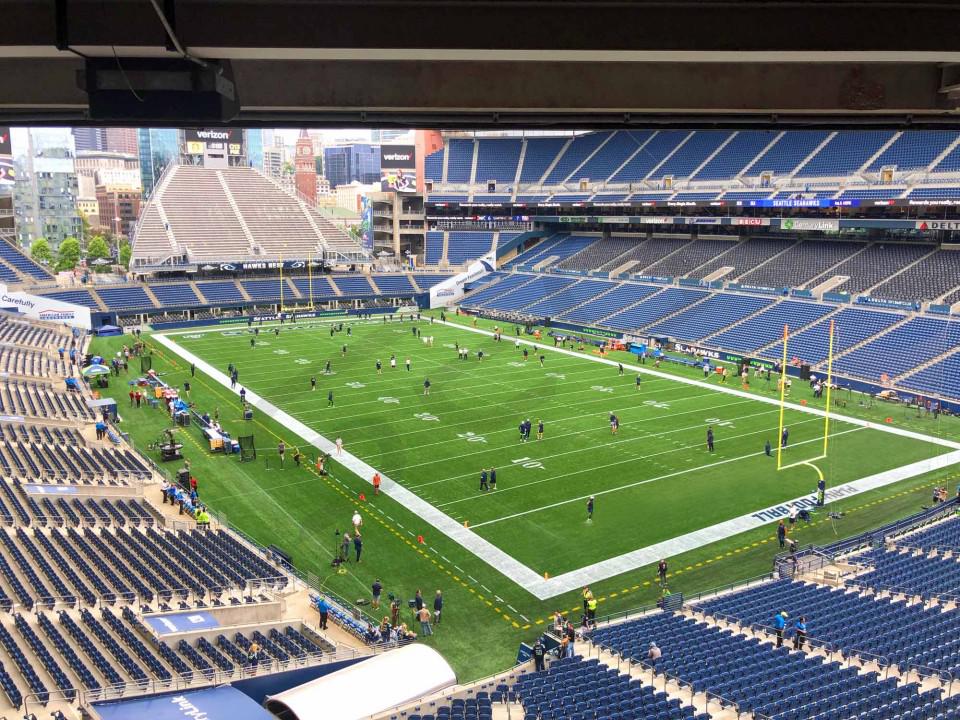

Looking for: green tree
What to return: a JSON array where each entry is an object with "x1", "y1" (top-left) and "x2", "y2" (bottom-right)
[
  {"x1": 85, "y1": 236, "x2": 112, "y2": 272},
  {"x1": 118, "y1": 240, "x2": 132, "y2": 269},
  {"x1": 55, "y1": 237, "x2": 81, "y2": 272},
  {"x1": 29, "y1": 238, "x2": 52, "y2": 265}
]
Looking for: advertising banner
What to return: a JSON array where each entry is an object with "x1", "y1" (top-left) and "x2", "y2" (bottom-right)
[
  {"x1": 671, "y1": 341, "x2": 773, "y2": 369},
  {"x1": 732, "y1": 217, "x2": 771, "y2": 226},
  {"x1": 380, "y1": 144, "x2": 417, "y2": 193},
  {"x1": 916, "y1": 220, "x2": 960, "y2": 231},
  {"x1": 360, "y1": 197, "x2": 374, "y2": 252},
  {"x1": 0, "y1": 284, "x2": 91, "y2": 329},
  {"x1": 184, "y1": 128, "x2": 244, "y2": 157},
  {"x1": 429, "y1": 252, "x2": 495, "y2": 308},
  {"x1": 780, "y1": 218, "x2": 840, "y2": 231},
  {"x1": 547, "y1": 320, "x2": 623, "y2": 339}
]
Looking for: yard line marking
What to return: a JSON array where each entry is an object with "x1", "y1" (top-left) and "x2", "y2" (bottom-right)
[
  {"x1": 411, "y1": 404, "x2": 780, "y2": 490},
  {"x1": 519, "y1": 613, "x2": 530, "y2": 623},
  {"x1": 481, "y1": 584, "x2": 491, "y2": 593},
  {"x1": 446, "y1": 320, "x2": 960, "y2": 451},
  {"x1": 438, "y1": 414, "x2": 827, "y2": 507}
]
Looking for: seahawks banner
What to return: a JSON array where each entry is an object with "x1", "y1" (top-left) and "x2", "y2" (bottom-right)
[{"x1": 429, "y1": 252, "x2": 495, "y2": 308}]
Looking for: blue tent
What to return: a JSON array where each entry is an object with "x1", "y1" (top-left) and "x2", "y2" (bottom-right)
[{"x1": 95, "y1": 325, "x2": 123, "y2": 337}]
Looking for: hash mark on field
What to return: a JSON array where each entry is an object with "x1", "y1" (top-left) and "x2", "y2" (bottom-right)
[
  {"x1": 454, "y1": 565, "x2": 464, "y2": 573},
  {"x1": 429, "y1": 547, "x2": 438, "y2": 554},
  {"x1": 519, "y1": 613, "x2": 530, "y2": 622},
  {"x1": 396, "y1": 523, "x2": 405, "y2": 529},
  {"x1": 385, "y1": 515, "x2": 394, "y2": 521},
  {"x1": 441, "y1": 555, "x2": 451, "y2": 563},
  {"x1": 495, "y1": 595, "x2": 504, "y2": 603},
  {"x1": 406, "y1": 530, "x2": 415, "y2": 537},
  {"x1": 507, "y1": 604, "x2": 518, "y2": 613},
  {"x1": 481, "y1": 584, "x2": 491, "y2": 593},
  {"x1": 467, "y1": 575, "x2": 478, "y2": 584}
]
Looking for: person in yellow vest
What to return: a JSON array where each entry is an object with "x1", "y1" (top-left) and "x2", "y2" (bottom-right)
[
  {"x1": 582, "y1": 587, "x2": 594, "y2": 615},
  {"x1": 586, "y1": 596, "x2": 598, "y2": 627}
]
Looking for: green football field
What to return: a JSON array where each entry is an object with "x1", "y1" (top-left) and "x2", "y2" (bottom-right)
[{"x1": 91, "y1": 311, "x2": 960, "y2": 679}]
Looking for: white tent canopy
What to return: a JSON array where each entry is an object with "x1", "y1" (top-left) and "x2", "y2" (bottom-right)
[{"x1": 265, "y1": 644, "x2": 456, "y2": 720}]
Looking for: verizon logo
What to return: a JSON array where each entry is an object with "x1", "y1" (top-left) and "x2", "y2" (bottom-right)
[
  {"x1": 195, "y1": 130, "x2": 230, "y2": 140},
  {"x1": 383, "y1": 153, "x2": 412, "y2": 162}
]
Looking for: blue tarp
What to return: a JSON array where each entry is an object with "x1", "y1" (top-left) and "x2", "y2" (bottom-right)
[
  {"x1": 92, "y1": 686, "x2": 273, "y2": 720},
  {"x1": 145, "y1": 611, "x2": 219, "y2": 635}
]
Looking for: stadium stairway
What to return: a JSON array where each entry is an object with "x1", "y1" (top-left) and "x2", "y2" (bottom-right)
[
  {"x1": 891, "y1": 345, "x2": 960, "y2": 388},
  {"x1": 408, "y1": 275, "x2": 423, "y2": 293},
  {"x1": 284, "y1": 278, "x2": 302, "y2": 300},
  {"x1": 216, "y1": 171, "x2": 258, "y2": 252},
  {"x1": 786, "y1": 132, "x2": 839, "y2": 179},
  {"x1": 441, "y1": 233, "x2": 450, "y2": 266},
  {"x1": 234, "y1": 281, "x2": 252, "y2": 303},
  {"x1": 367, "y1": 275, "x2": 382, "y2": 294},
  {"x1": 593, "y1": 286, "x2": 670, "y2": 325},
  {"x1": 189, "y1": 280, "x2": 209, "y2": 305},
  {"x1": 635, "y1": 290, "x2": 714, "y2": 333},
  {"x1": 138, "y1": 285, "x2": 161, "y2": 310},
  {"x1": 701, "y1": 298, "x2": 790, "y2": 344},
  {"x1": 751, "y1": 306, "x2": 855, "y2": 357},
  {"x1": 861, "y1": 247, "x2": 940, "y2": 297},
  {"x1": 817, "y1": 313, "x2": 914, "y2": 369}
]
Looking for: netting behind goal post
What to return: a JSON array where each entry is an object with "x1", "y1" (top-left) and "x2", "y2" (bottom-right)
[
  {"x1": 238, "y1": 434, "x2": 256, "y2": 462},
  {"x1": 776, "y1": 319, "x2": 836, "y2": 480}
]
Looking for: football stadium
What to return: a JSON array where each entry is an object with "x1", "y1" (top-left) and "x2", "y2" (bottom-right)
[{"x1": 3, "y1": 3, "x2": 960, "y2": 720}]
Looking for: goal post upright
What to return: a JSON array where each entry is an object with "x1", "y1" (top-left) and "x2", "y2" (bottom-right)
[
  {"x1": 776, "y1": 323, "x2": 789, "y2": 471},
  {"x1": 822, "y1": 318, "x2": 836, "y2": 458}
]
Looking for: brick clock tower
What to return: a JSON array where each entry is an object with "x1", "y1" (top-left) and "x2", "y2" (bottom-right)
[{"x1": 294, "y1": 129, "x2": 317, "y2": 201}]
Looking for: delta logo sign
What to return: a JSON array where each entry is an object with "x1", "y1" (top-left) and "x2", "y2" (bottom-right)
[{"x1": 916, "y1": 220, "x2": 960, "y2": 231}]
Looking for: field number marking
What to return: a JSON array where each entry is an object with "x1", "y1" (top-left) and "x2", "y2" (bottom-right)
[
  {"x1": 345, "y1": 381, "x2": 366, "y2": 389},
  {"x1": 414, "y1": 412, "x2": 440, "y2": 422},
  {"x1": 458, "y1": 432, "x2": 487, "y2": 444},
  {"x1": 378, "y1": 396, "x2": 400, "y2": 404},
  {"x1": 705, "y1": 417, "x2": 735, "y2": 428},
  {"x1": 591, "y1": 385, "x2": 614, "y2": 393},
  {"x1": 643, "y1": 399, "x2": 670, "y2": 409},
  {"x1": 512, "y1": 457, "x2": 545, "y2": 470},
  {"x1": 545, "y1": 372, "x2": 566, "y2": 380}
]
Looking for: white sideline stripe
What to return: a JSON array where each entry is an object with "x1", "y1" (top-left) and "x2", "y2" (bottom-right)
[
  {"x1": 154, "y1": 330, "x2": 960, "y2": 601},
  {"x1": 156, "y1": 327, "x2": 546, "y2": 592},
  {"x1": 530, "y1": 449, "x2": 960, "y2": 597},
  {"x1": 446, "y1": 322, "x2": 960, "y2": 451}
]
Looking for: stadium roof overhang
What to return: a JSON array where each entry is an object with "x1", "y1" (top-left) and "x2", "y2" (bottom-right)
[{"x1": 3, "y1": 0, "x2": 960, "y2": 128}]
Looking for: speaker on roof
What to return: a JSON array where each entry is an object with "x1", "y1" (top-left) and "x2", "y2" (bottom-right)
[{"x1": 79, "y1": 58, "x2": 240, "y2": 123}]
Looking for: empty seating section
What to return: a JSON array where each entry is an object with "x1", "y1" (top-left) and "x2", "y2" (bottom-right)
[
  {"x1": 591, "y1": 193, "x2": 630, "y2": 202},
  {"x1": 721, "y1": 191, "x2": 775, "y2": 200},
  {"x1": 523, "y1": 279, "x2": 616, "y2": 317},
  {"x1": 867, "y1": 131, "x2": 958, "y2": 171},
  {"x1": 471, "y1": 195, "x2": 511, "y2": 203},
  {"x1": 906, "y1": 187, "x2": 960, "y2": 198},
  {"x1": 149, "y1": 283, "x2": 201, "y2": 307},
  {"x1": 600, "y1": 237, "x2": 691, "y2": 274},
  {"x1": 504, "y1": 235, "x2": 570, "y2": 269},
  {"x1": 610, "y1": 131, "x2": 690, "y2": 182},
  {"x1": 0, "y1": 382, "x2": 93, "y2": 421},
  {"x1": 550, "y1": 194, "x2": 592, "y2": 202},
  {"x1": 745, "y1": 131, "x2": 830, "y2": 175},
  {"x1": 644, "y1": 239, "x2": 737, "y2": 278},
  {"x1": 240, "y1": 279, "x2": 284, "y2": 301},
  {"x1": 836, "y1": 316, "x2": 960, "y2": 382},
  {"x1": 159, "y1": 166, "x2": 251, "y2": 260},
  {"x1": 900, "y1": 353, "x2": 960, "y2": 399},
  {"x1": 0, "y1": 242, "x2": 52, "y2": 280},
  {"x1": 647, "y1": 293, "x2": 772, "y2": 341},
  {"x1": 195, "y1": 281, "x2": 244, "y2": 304},
  {"x1": 592, "y1": 610, "x2": 943, "y2": 720},
  {"x1": 690, "y1": 238, "x2": 793, "y2": 280},
  {"x1": 556, "y1": 237, "x2": 636, "y2": 272},
  {"x1": 288, "y1": 276, "x2": 336, "y2": 300},
  {"x1": 39, "y1": 290, "x2": 99, "y2": 310},
  {"x1": 708, "y1": 301, "x2": 835, "y2": 352},
  {"x1": 0, "y1": 263, "x2": 23, "y2": 285},
  {"x1": 426, "y1": 194, "x2": 468, "y2": 203},
  {"x1": 931, "y1": 142, "x2": 960, "y2": 171},
  {"x1": 331, "y1": 275, "x2": 374, "y2": 296},
  {"x1": 575, "y1": 131, "x2": 652, "y2": 182},
  {"x1": 835, "y1": 188, "x2": 905, "y2": 199},
  {"x1": 410, "y1": 274, "x2": 451, "y2": 290},
  {"x1": 544, "y1": 133, "x2": 611, "y2": 184},
  {"x1": 848, "y1": 547, "x2": 960, "y2": 598},
  {"x1": 475, "y1": 140, "x2": 522, "y2": 182},
  {"x1": 372, "y1": 275, "x2": 415, "y2": 294},
  {"x1": 424, "y1": 149, "x2": 444, "y2": 182},
  {"x1": 481, "y1": 276, "x2": 576, "y2": 312},
  {"x1": 870, "y1": 250, "x2": 960, "y2": 301},
  {"x1": 513, "y1": 654, "x2": 705, "y2": 720},
  {"x1": 796, "y1": 131, "x2": 894, "y2": 176},
  {"x1": 694, "y1": 131, "x2": 779, "y2": 180},
  {"x1": 815, "y1": 243, "x2": 932, "y2": 294},
  {"x1": 604, "y1": 288, "x2": 708, "y2": 332},
  {"x1": 96, "y1": 287, "x2": 155, "y2": 311},
  {"x1": 696, "y1": 577, "x2": 960, "y2": 677},
  {"x1": 560, "y1": 283, "x2": 661, "y2": 324},
  {"x1": 446, "y1": 232, "x2": 493, "y2": 265},
  {"x1": 670, "y1": 192, "x2": 720, "y2": 201},
  {"x1": 763, "y1": 308, "x2": 904, "y2": 364},
  {"x1": 460, "y1": 274, "x2": 528, "y2": 307},
  {"x1": 220, "y1": 168, "x2": 324, "y2": 258},
  {"x1": 656, "y1": 131, "x2": 732, "y2": 179},
  {"x1": 446, "y1": 140, "x2": 475, "y2": 183},
  {"x1": 515, "y1": 195, "x2": 549, "y2": 203},
  {"x1": 519, "y1": 138, "x2": 569, "y2": 183},
  {"x1": 425, "y1": 232, "x2": 444, "y2": 265},
  {"x1": 738, "y1": 241, "x2": 864, "y2": 288},
  {"x1": 898, "y1": 517, "x2": 960, "y2": 551}
]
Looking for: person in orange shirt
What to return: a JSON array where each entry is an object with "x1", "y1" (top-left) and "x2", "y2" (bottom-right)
[{"x1": 372, "y1": 472, "x2": 381, "y2": 495}]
